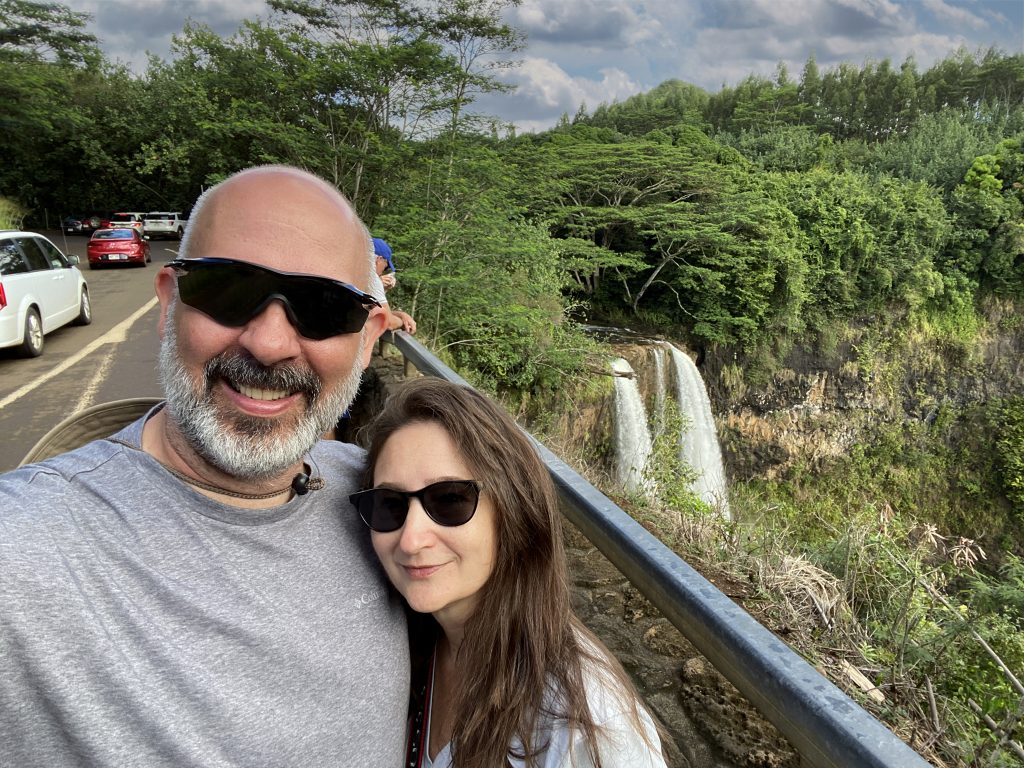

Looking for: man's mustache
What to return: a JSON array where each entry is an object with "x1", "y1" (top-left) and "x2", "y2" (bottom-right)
[{"x1": 204, "y1": 353, "x2": 322, "y2": 401}]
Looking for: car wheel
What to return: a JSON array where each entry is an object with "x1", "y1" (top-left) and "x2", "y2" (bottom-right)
[
  {"x1": 20, "y1": 308, "x2": 44, "y2": 358},
  {"x1": 75, "y1": 288, "x2": 92, "y2": 326},
  {"x1": 176, "y1": 227, "x2": 184, "y2": 240},
  {"x1": 89, "y1": 263, "x2": 99, "y2": 270}
]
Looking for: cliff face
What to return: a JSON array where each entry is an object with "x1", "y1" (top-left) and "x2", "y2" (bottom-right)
[{"x1": 698, "y1": 311, "x2": 1024, "y2": 486}]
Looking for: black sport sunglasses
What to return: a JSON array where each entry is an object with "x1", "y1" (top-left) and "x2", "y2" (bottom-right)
[
  {"x1": 350, "y1": 480, "x2": 481, "y2": 533},
  {"x1": 168, "y1": 257, "x2": 380, "y2": 340}
]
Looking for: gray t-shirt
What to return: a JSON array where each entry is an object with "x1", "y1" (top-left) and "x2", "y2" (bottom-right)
[{"x1": 0, "y1": 409, "x2": 408, "y2": 767}]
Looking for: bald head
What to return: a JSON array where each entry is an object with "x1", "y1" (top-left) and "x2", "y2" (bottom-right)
[
  {"x1": 180, "y1": 165, "x2": 374, "y2": 292},
  {"x1": 151, "y1": 165, "x2": 388, "y2": 486}
]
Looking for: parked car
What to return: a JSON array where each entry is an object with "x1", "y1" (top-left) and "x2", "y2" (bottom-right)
[
  {"x1": 62, "y1": 215, "x2": 86, "y2": 234},
  {"x1": 108, "y1": 212, "x2": 145, "y2": 233},
  {"x1": 80, "y1": 214, "x2": 108, "y2": 234},
  {"x1": 87, "y1": 228, "x2": 151, "y2": 268},
  {"x1": 66, "y1": 214, "x2": 110, "y2": 234},
  {"x1": 142, "y1": 211, "x2": 186, "y2": 240},
  {"x1": 0, "y1": 231, "x2": 91, "y2": 357}
]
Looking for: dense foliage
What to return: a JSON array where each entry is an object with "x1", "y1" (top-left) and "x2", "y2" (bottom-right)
[{"x1": 2, "y1": 1, "x2": 1022, "y2": 383}]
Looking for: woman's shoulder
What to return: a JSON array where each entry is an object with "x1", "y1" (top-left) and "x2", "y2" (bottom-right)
[{"x1": 527, "y1": 656, "x2": 667, "y2": 768}]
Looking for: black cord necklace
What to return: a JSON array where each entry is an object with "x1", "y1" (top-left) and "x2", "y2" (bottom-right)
[
  {"x1": 158, "y1": 461, "x2": 324, "y2": 500},
  {"x1": 113, "y1": 438, "x2": 324, "y2": 500}
]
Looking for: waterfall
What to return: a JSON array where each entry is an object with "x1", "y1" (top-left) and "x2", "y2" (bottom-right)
[
  {"x1": 651, "y1": 346, "x2": 667, "y2": 434},
  {"x1": 666, "y1": 345, "x2": 731, "y2": 517},
  {"x1": 610, "y1": 358, "x2": 654, "y2": 495}
]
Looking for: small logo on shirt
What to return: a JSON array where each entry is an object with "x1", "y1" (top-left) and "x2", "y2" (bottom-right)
[{"x1": 355, "y1": 588, "x2": 388, "y2": 608}]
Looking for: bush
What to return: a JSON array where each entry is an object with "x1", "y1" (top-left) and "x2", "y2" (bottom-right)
[
  {"x1": 0, "y1": 197, "x2": 27, "y2": 229},
  {"x1": 993, "y1": 397, "x2": 1024, "y2": 520}
]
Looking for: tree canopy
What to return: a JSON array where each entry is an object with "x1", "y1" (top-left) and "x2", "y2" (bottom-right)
[{"x1": 1, "y1": 6, "x2": 1021, "y2": 386}]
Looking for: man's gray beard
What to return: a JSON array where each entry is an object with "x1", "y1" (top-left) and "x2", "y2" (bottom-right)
[{"x1": 159, "y1": 302, "x2": 366, "y2": 481}]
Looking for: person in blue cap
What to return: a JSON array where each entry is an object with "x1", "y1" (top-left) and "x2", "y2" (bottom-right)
[{"x1": 373, "y1": 237, "x2": 416, "y2": 334}]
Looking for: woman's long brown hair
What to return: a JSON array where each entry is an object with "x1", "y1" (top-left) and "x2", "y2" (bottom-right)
[{"x1": 360, "y1": 377, "x2": 653, "y2": 767}]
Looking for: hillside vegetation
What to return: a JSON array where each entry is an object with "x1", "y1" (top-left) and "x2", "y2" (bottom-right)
[{"x1": 3, "y1": 1, "x2": 1023, "y2": 763}]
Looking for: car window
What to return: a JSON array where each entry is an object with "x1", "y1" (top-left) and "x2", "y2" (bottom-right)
[
  {"x1": 94, "y1": 230, "x2": 133, "y2": 240},
  {"x1": 35, "y1": 237, "x2": 70, "y2": 269},
  {"x1": 0, "y1": 240, "x2": 28, "y2": 275},
  {"x1": 16, "y1": 237, "x2": 51, "y2": 272}
]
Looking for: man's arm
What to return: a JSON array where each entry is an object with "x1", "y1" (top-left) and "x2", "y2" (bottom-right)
[{"x1": 385, "y1": 307, "x2": 416, "y2": 334}]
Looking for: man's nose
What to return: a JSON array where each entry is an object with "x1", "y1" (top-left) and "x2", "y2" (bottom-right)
[{"x1": 236, "y1": 300, "x2": 303, "y2": 365}]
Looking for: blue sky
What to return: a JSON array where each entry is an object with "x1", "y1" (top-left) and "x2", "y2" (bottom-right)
[{"x1": 67, "y1": 0, "x2": 1024, "y2": 132}]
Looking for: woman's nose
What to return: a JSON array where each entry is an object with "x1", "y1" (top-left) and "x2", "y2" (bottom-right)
[{"x1": 397, "y1": 499, "x2": 437, "y2": 551}]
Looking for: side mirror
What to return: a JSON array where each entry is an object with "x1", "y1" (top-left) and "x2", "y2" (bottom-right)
[{"x1": 67, "y1": 255, "x2": 80, "y2": 266}]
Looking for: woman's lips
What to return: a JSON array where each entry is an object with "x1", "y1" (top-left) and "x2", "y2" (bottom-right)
[{"x1": 403, "y1": 564, "x2": 444, "y2": 579}]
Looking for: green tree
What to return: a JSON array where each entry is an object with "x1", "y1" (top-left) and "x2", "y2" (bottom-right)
[
  {"x1": 0, "y1": 0, "x2": 99, "y2": 66},
  {"x1": 268, "y1": 0, "x2": 521, "y2": 216},
  {"x1": 946, "y1": 137, "x2": 1024, "y2": 297},
  {"x1": 870, "y1": 108, "x2": 1009, "y2": 193},
  {"x1": 798, "y1": 53, "x2": 822, "y2": 126},
  {"x1": 0, "y1": 0, "x2": 104, "y2": 215},
  {"x1": 994, "y1": 398, "x2": 1024, "y2": 518},
  {"x1": 377, "y1": 139, "x2": 587, "y2": 393},
  {"x1": 584, "y1": 79, "x2": 709, "y2": 135}
]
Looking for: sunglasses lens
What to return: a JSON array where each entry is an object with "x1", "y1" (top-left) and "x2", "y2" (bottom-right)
[
  {"x1": 422, "y1": 481, "x2": 479, "y2": 526},
  {"x1": 177, "y1": 263, "x2": 265, "y2": 325},
  {"x1": 174, "y1": 259, "x2": 374, "y2": 339},
  {"x1": 282, "y1": 274, "x2": 371, "y2": 338},
  {"x1": 351, "y1": 481, "x2": 480, "y2": 532},
  {"x1": 362, "y1": 489, "x2": 410, "y2": 533}
]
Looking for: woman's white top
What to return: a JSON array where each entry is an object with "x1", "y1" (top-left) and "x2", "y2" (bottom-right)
[{"x1": 422, "y1": 662, "x2": 667, "y2": 768}]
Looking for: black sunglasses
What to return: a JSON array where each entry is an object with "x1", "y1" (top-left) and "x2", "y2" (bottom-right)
[
  {"x1": 350, "y1": 480, "x2": 481, "y2": 533},
  {"x1": 168, "y1": 257, "x2": 380, "y2": 340}
]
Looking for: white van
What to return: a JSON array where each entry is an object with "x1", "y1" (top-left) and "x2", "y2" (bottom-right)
[{"x1": 0, "y1": 231, "x2": 91, "y2": 357}]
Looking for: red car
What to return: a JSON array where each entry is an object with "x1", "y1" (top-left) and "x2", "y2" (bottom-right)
[{"x1": 87, "y1": 228, "x2": 151, "y2": 268}]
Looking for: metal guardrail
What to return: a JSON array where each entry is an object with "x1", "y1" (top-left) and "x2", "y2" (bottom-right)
[{"x1": 385, "y1": 331, "x2": 932, "y2": 768}]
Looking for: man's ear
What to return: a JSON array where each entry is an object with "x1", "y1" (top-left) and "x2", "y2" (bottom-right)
[
  {"x1": 155, "y1": 268, "x2": 177, "y2": 339},
  {"x1": 360, "y1": 306, "x2": 389, "y2": 367}
]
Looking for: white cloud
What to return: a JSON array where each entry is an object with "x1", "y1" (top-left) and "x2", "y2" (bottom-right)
[
  {"x1": 476, "y1": 57, "x2": 644, "y2": 132},
  {"x1": 833, "y1": 0, "x2": 904, "y2": 19},
  {"x1": 921, "y1": 0, "x2": 989, "y2": 30},
  {"x1": 510, "y1": 0, "x2": 658, "y2": 47},
  {"x1": 512, "y1": 58, "x2": 642, "y2": 107}
]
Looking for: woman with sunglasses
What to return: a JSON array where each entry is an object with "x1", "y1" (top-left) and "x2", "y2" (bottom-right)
[{"x1": 350, "y1": 378, "x2": 667, "y2": 767}]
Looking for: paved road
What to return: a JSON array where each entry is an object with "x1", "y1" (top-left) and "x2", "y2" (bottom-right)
[{"x1": 0, "y1": 230, "x2": 182, "y2": 471}]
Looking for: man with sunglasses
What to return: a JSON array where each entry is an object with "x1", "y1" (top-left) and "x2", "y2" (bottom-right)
[{"x1": 0, "y1": 166, "x2": 409, "y2": 767}]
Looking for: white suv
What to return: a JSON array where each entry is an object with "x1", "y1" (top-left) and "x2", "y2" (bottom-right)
[
  {"x1": 0, "y1": 231, "x2": 91, "y2": 357},
  {"x1": 108, "y1": 212, "x2": 145, "y2": 233},
  {"x1": 143, "y1": 211, "x2": 186, "y2": 240}
]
